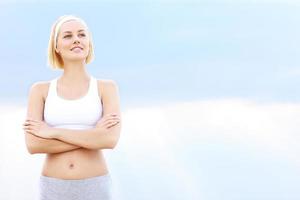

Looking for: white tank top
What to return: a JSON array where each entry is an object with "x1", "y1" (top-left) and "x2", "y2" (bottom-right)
[{"x1": 44, "y1": 76, "x2": 103, "y2": 130}]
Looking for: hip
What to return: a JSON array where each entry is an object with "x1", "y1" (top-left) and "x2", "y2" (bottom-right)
[{"x1": 39, "y1": 173, "x2": 113, "y2": 200}]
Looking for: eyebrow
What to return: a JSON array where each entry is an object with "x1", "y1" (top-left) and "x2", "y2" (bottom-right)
[{"x1": 63, "y1": 29, "x2": 85, "y2": 34}]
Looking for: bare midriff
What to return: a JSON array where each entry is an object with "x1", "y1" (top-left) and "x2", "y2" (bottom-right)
[{"x1": 42, "y1": 148, "x2": 109, "y2": 180}]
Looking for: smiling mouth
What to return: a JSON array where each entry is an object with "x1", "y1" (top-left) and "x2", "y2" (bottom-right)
[{"x1": 70, "y1": 47, "x2": 83, "y2": 51}]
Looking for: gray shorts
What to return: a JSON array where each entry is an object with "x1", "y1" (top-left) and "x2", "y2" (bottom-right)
[{"x1": 38, "y1": 173, "x2": 113, "y2": 200}]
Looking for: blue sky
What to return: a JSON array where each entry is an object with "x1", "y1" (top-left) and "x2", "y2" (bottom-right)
[
  {"x1": 1, "y1": 0, "x2": 300, "y2": 106},
  {"x1": 0, "y1": 1, "x2": 300, "y2": 200}
]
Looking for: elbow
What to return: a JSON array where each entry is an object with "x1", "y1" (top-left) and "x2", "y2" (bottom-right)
[
  {"x1": 108, "y1": 137, "x2": 119, "y2": 149},
  {"x1": 108, "y1": 123, "x2": 121, "y2": 149},
  {"x1": 108, "y1": 131, "x2": 121, "y2": 149},
  {"x1": 25, "y1": 142, "x2": 40, "y2": 154},
  {"x1": 25, "y1": 133, "x2": 39, "y2": 154},
  {"x1": 26, "y1": 144, "x2": 37, "y2": 154}
]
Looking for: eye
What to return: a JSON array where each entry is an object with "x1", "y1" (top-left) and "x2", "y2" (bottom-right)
[
  {"x1": 79, "y1": 33, "x2": 86, "y2": 37},
  {"x1": 63, "y1": 35, "x2": 71, "y2": 38}
]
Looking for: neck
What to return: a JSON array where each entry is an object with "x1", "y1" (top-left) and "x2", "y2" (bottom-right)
[{"x1": 60, "y1": 61, "x2": 90, "y2": 84}]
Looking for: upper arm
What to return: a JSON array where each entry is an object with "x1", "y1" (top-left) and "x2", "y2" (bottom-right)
[
  {"x1": 98, "y1": 80, "x2": 122, "y2": 145},
  {"x1": 26, "y1": 82, "x2": 46, "y2": 120},
  {"x1": 24, "y1": 82, "x2": 47, "y2": 152},
  {"x1": 98, "y1": 79, "x2": 121, "y2": 118}
]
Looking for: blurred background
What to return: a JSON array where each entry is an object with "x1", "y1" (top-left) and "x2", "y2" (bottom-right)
[{"x1": 0, "y1": 0, "x2": 300, "y2": 199}]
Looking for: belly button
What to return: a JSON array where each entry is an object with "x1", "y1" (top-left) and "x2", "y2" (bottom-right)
[{"x1": 69, "y1": 163, "x2": 74, "y2": 169}]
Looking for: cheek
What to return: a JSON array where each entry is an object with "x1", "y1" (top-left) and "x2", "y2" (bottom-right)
[
  {"x1": 83, "y1": 40, "x2": 90, "y2": 52},
  {"x1": 82, "y1": 38, "x2": 90, "y2": 47},
  {"x1": 61, "y1": 40, "x2": 72, "y2": 48},
  {"x1": 57, "y1": 41, "x2": 70, "y2": 52}
]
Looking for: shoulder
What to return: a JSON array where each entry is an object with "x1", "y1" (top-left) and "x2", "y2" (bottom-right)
[
  {"x1": 97, "y1": 79, "x2": 118, "y2": 87},
  {"x1": 96, "y1": 79, "x2": 120, "y2": 112},
  {"x1": 96, "y1": 79, "x2": 120, "y2": 103},
  {"x1": 97, "y1": 79, "x2": 119, "y2": 93},
  {"x1": 29, "y1": 80, "x2": 51, "y2": 100},
  {"x1": 30, "y1": 81, "x2": 50, "y2": 90}
]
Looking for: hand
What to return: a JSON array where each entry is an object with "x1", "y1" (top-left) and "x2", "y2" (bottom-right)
[
  {"x1": 96, "y1": 113, "x2": 120, "y2": 130},
  {"x1": 22, "y1": 118, "x2": 54, "y2": 139}
]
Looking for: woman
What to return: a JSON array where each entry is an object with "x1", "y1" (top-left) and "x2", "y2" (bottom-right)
[{"x1": 22, "y1": 15, "x2": 121, "y2": 200}]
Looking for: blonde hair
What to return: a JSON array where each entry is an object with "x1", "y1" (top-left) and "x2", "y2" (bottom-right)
[{"x1": 47, "y1": 15, "x2": 95, "y2": 69}]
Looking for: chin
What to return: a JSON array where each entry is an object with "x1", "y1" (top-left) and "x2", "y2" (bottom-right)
[
  {"x1": 67, "y1": 54, "x2": 88, "y2": 60},
  {"x1": 71, "y1": 57, "x2": 87, "y2": 62}
]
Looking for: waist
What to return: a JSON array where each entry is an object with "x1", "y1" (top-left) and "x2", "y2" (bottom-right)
[
  {"x1": 42, "y1": 149, "x2": 108, "y2": 179},
  {"x1": 40, "y1": 172, "x2": 111, "y2": 182}
]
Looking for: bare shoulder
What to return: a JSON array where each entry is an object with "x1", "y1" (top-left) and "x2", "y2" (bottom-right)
[
  {"x1": 96, "y1": 79, "x2": 121, "y2": 118},
  {"x1": 97, "y1": 79, "x2": 119, "y2": 93},
  {"x1": 26, "y1": 81, "x2": 51, "y2": 121},
  {"x1": 29, "y1": 81, "x2": 51, "y2": 101},
  {"x1": 97, "y1": 79, "x2": 118, "y2": 87}
]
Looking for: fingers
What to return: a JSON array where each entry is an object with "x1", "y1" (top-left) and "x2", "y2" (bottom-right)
[
  {"x1": 23, "y1": 119, "x2": 40, "y2": 134},
  {"x1": 24, "y1": 128, "x2": 33, "y2": 134},
  {"x1": 96, "y1": 113, "x2": 122, "y2": 130},
  {"x1": 23, "y1": 124, "x2": 36, "y2": 131},
  {"x1": 104, "y1": 113, "x2": 119, "y2": 117},
  {"x1": 24, "y1": 117, "x2": 40, "y2": 122},
  {"x1": 107, "y1": 121, "x2": 119, "y2": 129},
  {"x1": 103, "y1": 119, "x2": 120, "y2": 129},
  {"x1": 103, "y1": 114, "x2": 119, "y2": 121},
  {"x1": 105, "y1": 117, "x2": 120, "y2": 123},
  {"x1": 104, "y1": 113, "x2": 120, "y2": 120},
  {"x1": 23, "y1": 125, "x2": 36, "y2": 135},
  {"x1": 23, "y1": 121, "x2": 39, "y2": 126},
  {"x1": 104, "y1": 119, "x2": 120, "y2": 125},
  {"x1": 97, "y1": 113, "x2": 120, "y2": 124},
  {"x1": 96, "y1": 113, "x2": 120, "y2": 129},
  {"x1": 25, "y1": 119, "x2": 40, "y2": 124},
  {"x1": 103, "y1": 117, "x2": 120, "y2": 125},
  {"x1": 23, "y1": 119, "x2": 40, "y2": 127}
]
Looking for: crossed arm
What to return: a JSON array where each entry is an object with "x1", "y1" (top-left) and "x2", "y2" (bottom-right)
[
  {"x1": 25, "y1": 133, "x2": 82, "y2": 154},
  {"x1": 24, "y1": 80, "x2": 121, "y2": 154},
  {"x1": 25, "y1": 116, "x2": 121, "y2": 154}
]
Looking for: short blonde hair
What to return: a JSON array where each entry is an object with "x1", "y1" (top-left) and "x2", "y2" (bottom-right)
[{"x1": 47, "y1": 15, "x2": 95, "y2": 69}]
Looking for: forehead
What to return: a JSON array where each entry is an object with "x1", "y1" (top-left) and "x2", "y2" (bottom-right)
[{"x1": 59, "y1": 20, "x2": 87, "y2": 33}]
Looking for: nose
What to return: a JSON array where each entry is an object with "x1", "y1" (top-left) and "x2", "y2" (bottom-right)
[{"x1": 73, "y1": 35, "x2": 80, "y2": 44}]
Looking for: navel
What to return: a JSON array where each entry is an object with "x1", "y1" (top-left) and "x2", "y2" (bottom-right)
[{"x1": 69, "y1": 163, "x2": 75, "y2": 169}]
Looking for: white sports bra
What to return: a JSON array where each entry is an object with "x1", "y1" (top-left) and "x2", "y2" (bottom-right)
[{"x1": 44, "y1": 76, "x2": 103, "y2": 130}]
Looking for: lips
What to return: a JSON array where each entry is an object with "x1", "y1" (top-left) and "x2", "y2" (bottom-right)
[{"x1": 70, "y1": 46, "x2": 83, "y2": 51}]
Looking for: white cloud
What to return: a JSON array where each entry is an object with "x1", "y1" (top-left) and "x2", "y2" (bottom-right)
[
  {"x1": 0, "y1": 98, "x2": 299, "y2": 199},
  {"x1": 118, "y1": 98, "x2": 300, "y2": 166}
]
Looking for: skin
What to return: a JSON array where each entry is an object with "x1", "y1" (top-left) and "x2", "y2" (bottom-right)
[{"x1": 23, "y1": 19, "x2": 122, "y2": 179}]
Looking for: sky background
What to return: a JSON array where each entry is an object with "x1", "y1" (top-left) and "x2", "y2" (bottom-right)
[{"x1": 0, "y1": 0, "x2": 300, "y2": 199}]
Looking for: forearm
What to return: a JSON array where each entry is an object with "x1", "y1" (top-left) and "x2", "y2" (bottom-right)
[
  {"x1": 52, "y1": 126, "x2": 120, "y2": 150},
  {"x1": 25, "y1": 133, "x2": 82, "y2": 154}
]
